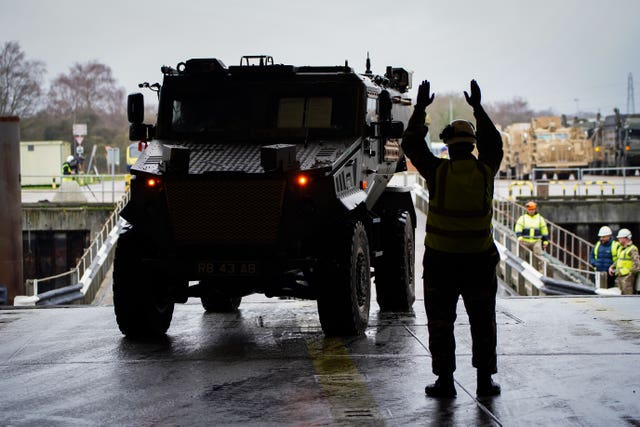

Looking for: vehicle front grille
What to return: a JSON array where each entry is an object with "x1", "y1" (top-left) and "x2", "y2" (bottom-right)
[{"x1": 165, "y1": 179, "x2": 286, "y2": 245}]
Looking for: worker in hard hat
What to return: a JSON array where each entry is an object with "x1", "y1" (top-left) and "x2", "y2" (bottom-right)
[
  {"x1": 401, "y1": 79, "x2": 503, "y2": 398},
  {"x1": 62, "y1": 155, "x2": 76, "y2": 175},
  {"x1": 608, "y1": 228, "x2": 640, "y2": 295},
  {"x1": 62, "y1": 154, "x2": 79, "y2": 182},
  {"x1": 589, "y1": 226, "x2": 621, "y2": 288},
  {"x1": 514, "y1": 201, "x2": 549, "y2": 272}
]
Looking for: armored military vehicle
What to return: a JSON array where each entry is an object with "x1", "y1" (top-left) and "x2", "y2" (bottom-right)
[
  {"x1": 590, "y1": 109, "x2": 640, "y2": 170},
  {"x1": 115, "y1": 55, "x2": 416, "y2": 338},
  {"x1": 502, "y1": 116, "x2": 593, "y2": 179}
]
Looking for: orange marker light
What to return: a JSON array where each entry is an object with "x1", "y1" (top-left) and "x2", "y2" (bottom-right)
[
  {"x1": 295, "y1": 174, "x2": 309, "y2": 187},
  {"x1": 626, "y1": 145, "x2": 631, "y2": 151},
  {"x1": 146, "y1": 178, "x2": 159, "y2": 188},
  {"x1": 361, "y1": 180, "x2": 368, "y2": 190}
]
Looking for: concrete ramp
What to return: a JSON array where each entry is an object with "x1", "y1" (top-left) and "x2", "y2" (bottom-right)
[{"x1": 52, "y1": 180, "x2": 88, "y2": 203}]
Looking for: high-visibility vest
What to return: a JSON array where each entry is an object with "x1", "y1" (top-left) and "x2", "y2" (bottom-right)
[
  {"x1": 594, "y1": 240, "x2": 621, "y2": 263},
  {"x1": 615, "y1": 244, "x2": 639, "y2": 277},
  {"x1": 515, "y1": 213, "x2": 548, "y2": 243},
  {"x1": 425, "y1": 159, "x2": 494, "y2": 253}
]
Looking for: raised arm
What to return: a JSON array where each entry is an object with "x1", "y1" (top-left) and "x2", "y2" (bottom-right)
[
  {"x1": 401, "y1": 80, "x2": 438, "y2": 177},
  {"x1": 465, "y1": 80, "x2": 503, "y2": 172}
]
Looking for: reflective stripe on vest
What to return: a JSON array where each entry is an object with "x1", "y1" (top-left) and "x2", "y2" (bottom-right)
[
  {"x1": 425, "y1": 159, "x2": 494, "y2": 253},
  {"x1": 612, "y1": 240, "x2": 621, "y2": 263},
  {"x1": 616, "y1": 244, "x2": 638, "y2": 276},
  {"x1": 515, "y1": 213, "x2": 546, "y2": 242}
]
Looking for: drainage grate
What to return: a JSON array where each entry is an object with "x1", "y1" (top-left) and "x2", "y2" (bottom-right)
[{"x1": 335, "y1": 408, "x2": 378, "y2": 419}]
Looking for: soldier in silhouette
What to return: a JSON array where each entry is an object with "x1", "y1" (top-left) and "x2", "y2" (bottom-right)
[{"x1": 402, "y1": 79, "x2": 503, "y2": 398}]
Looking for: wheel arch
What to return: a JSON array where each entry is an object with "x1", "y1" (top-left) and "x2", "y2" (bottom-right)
[{"x1": 372, "y1": 186, "x2": 416, "y2": 229}]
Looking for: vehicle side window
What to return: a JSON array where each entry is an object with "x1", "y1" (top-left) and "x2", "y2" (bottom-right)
[{"x1": 277, "y1": 97, "x2": 333, "y2": 129}]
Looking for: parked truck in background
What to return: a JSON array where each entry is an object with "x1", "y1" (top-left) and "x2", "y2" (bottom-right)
[
  {"x1": 590, "y1": 109, "x2": 640, "y2": 170},
  {"x1": 114, "y1": 55, "x2": 417, "y2": 339},
  {"x1": 501, "y1": 116, "x2": 593, "y2": 179}
]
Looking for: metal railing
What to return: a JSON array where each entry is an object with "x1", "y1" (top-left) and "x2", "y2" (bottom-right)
[
  {"x1": 20, "y1": 191, "x2": 129, "y2": 304},
  {"x1": 529, "y1": 167, "x2": 640, "y2": 198},
  {"x1": 492, "y1": 199, "x2": 596, "y2": 286},
  {"x1": 21, "y1": 173, "x2": 130, "y2": 204}
]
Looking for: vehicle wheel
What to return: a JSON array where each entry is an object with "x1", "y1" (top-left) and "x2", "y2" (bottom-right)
[
  {"x1": 375, "y1": 210, "x2": 416, "y2": 312},
  {"x1": 317, "y1": 221, "x2": 371, "y2": 336},
  {"x1": 201, "y1": 293, "x2": 242, "y2": 312},
  {"x1": 113, "y1": 224, "x2": 174, "y2": 338}
]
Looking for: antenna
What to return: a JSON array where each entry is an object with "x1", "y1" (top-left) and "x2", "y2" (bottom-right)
[{"x1": 627, "y1": 72, "x2": 635, "y2": 114}]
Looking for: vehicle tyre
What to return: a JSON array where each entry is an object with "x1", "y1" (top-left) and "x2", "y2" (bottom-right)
[
  {"x1": 113, "y1": 224, "x2": 174, "y2": 339},
  {"x1": 375, "y1": 210, "x2": 415, "y2": 311},
  {"x1": 201, "y1": 293, "x2": 242, "y2": 312},
  {"x1": 317, "y1": 221, "x2": 371, "y2": 336}
]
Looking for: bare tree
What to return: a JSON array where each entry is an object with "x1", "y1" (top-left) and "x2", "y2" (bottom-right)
[
  {"x1": 0, "y1": 41, "x2": 46, "y2": 117},
  {"x1": 426, "y1": 92, "x2": 475, "y2": 141},
  {"x1": 485, "y1": 97, "x2": 535, "y2": 127},
  {"x1": 47, "y1": 60, "x2": 125, "y2": 117}
]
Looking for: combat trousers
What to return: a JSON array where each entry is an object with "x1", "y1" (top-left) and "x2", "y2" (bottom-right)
[
  {"x1": 423, "y1": 246, "x2": 499, "y2": 376},
  {"x1": 616, "y1": 273, "x2": 637, "y2": 295},
  {"x1": 520, "y1": 240, "x2": 543, "y2": 272}
]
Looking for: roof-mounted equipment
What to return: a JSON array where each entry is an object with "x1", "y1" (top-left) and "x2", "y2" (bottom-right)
[{"x1": 240, "y1": 55, "x2": 274, "y2": 66}]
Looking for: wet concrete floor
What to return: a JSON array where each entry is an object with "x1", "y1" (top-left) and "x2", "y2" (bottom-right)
[
  {"x1": 2, "y1": 212, "x2": 640, "y2": 425},
  {"x1": 1, "y1": 294, "x2": 639, "y2": 426}
]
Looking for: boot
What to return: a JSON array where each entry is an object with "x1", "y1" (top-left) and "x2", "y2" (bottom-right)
[
  {"x1": 476, "y1": 372, "x2": 501, "y2": 397},
  {"x1": 425, "y1": 375, "x2": 457, "y2": 398}
]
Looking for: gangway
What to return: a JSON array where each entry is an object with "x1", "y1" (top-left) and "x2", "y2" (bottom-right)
[{"x1": 15, "y1": 192, "x2": 129, "y2": 306}]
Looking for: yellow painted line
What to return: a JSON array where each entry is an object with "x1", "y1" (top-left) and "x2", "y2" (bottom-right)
[{"x1": 306, "y1": 337, "x2": 385, "y2": 423}]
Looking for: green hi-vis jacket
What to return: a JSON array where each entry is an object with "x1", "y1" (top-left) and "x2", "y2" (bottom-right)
[
  {"x1": 425, "y1": 159, "x2": 494, "y2": 252},
  {"x1": 401, "y1": 102, "x2": 503, "y2": 254},
  {"x1": 514, "y1": 213, "x2": 549, "y2": 243},
  {"x1": 615, "y1": 244, "x2": 640, "y2": 277}
]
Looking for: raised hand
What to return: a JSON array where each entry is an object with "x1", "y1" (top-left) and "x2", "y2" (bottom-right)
[
  {"x1": 416, "y1": 80, "x2": 435, "y2": 109},
  {"x1": 464, "y1": 79, "x2": 481, "y2": 107}
]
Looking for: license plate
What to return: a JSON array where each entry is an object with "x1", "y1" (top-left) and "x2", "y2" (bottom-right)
[{"x1": 196, "y1": 260, "x2": 259, "y2": 276}]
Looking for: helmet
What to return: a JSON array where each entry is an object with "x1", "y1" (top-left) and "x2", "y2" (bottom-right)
[
  {"x1": 525, "y1": 201, "x2": 537, "y2": 210},
  {"x1": 439, "y1": 120, "x2": 476, "y2": 145},
  {"x1": 597, "y1": 226, "x2": 612, "y2": 237},
  {"x1": 66, "y1": 155, "x2": 74, "y2": 162},
  {"x1": 617, "y1": 228, "x2": 632, "y2": 239}
]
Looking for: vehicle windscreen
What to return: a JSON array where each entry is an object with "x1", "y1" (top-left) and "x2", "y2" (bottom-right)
[
  {"x1": 128, "y1": 144, "x2": 140, "y2": 158},
  {"x1": 537, "y1": 133, "x2": 569, "y2": 141},
  {"x1": 627, "y1": 128, "x2": 640, "y2": 149},
  {"x1": 159, "y1": 78, "x2": 361, "y2": 141}
]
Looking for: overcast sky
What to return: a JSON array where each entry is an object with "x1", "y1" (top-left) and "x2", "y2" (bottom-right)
[{"x1": 2, "y1": 0, "x2": 640, "y2": 116}]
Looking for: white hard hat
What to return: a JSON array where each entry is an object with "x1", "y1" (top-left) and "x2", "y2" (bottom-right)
[
  {"x1": 597, "y1": 226, "x2": 612, "y2": 237},
  {"x1": 66, "y1": 155, "x2": 74, "y2": 162},
  {"x1": 440, "y1": 120, "x2": 477, "y2": 145},
  {"x1": 617, "y1": 228, "x2": 632, "y2": 239}
]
